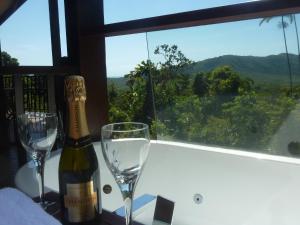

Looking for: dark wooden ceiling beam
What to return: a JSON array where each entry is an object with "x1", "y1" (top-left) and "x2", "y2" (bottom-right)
[
  {"x1": 101, "y1": 0, "x2": 300, "y2": 37},
  {"x1": 0, "y1": 0, "x2": 26, "y2": 25}
]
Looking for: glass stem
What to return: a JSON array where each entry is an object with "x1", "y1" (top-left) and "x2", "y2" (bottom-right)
[
  {"x1": 121, "y1": 181, "x2": 136, "y2": 225},
  {"x1": 35, "y1": 152, "x2": 47, "y2": 207},
  {"x1": 124, "y1": 194, "x2": 133, "y2": 225}
]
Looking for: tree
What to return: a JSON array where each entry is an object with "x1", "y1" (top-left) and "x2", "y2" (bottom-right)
[
  {"x1": 199, "y1": 116, "x2": 232, "y2": 146},
  {"x1": 154, "y1": 44, "x2": 192, "y2": 72},
  {"x1": 260, "y1": 15, "x2": 300, "y2": 62},
  {"x1": 153, "y1": 44, "x2": 192, "y2": 94},
  {"x1": 120, "y1": 44, "x2": 193, "y2": 136},
  {"x1": 260, "y1": 15, "x2": 295, "y2": 95},
  {"x1": 289, "y1": 14, "x2": 300, "y2": 63},
  {"x1": 124, "y1": 60, "x2": 158, "y2": 124},
  {"x1": 194, "y1": 65, "x2": 253, "y2": 101},
  {"x1": 159, "y1": 95, "x2": 203, "y2": 141},
  {"x1": 153, "y1": 44, "x2": 193, "y2": 109},
  {"x1": 222, "y1": 92, "x2": 269, "y2": 148},
  {"x1": 108, "y1": 105, "x2": 131, "y2": 122},
  {"x1": 208, "y1": 66, "x2": 245, "y2": 97},
  {"x1": 107, "y1": 83, "x2": 132, "y2": 122},
  {"x1": 107, "y1": 83, "x2": 118, "y2": 104},
  {"x1": 193, "y1": 72, "x2": 209, "y2": 97},
  {"x1": 1, "y1": 51, "x2": 19, "y2": 66}
]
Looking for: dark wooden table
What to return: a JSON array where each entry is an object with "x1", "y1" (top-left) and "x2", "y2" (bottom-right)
[{"x1": 34, "y1": 192, "x2": 144, "y2": 225}]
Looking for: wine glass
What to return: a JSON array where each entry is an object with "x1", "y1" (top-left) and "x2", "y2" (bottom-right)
[
  {"x1": 17, "y1": 112, "x2": 58, "y2": 209},
  {"x1": 101, "y1": 122, "x2": 151, "y2": 225}
]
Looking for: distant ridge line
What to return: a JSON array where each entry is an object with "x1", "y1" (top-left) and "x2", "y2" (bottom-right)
[{"x1": 108, "y1": 53, "x2": 300, "y2": 86}]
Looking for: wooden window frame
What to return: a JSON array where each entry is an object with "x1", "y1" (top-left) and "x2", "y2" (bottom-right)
[
  {"x1": 102, "y1": 0, "x2": 300, "y2": 37},
  {"x1": 1, "y1": 1, "x2": 299, "y2": 73}
]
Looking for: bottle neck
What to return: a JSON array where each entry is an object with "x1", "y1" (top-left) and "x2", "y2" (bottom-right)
[{"x1": 67, "y1": 100, "x2": 90, "y2": 140}]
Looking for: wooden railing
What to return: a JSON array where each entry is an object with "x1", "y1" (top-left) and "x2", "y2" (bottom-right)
[{"x1": 22, "y1": 75, "x2": 49, "y2": 113}]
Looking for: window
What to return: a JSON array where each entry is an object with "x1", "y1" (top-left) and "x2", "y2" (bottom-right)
[
  {"x1": 58, "y1": 0, "x2": 67, "y2": 57},
  {"x1": 105, "y1": 34, "x2": 149, "y2": 78},
  {"x1": 105, "y1": 11, "x2": 300, "y2": 157},
  {"x1": 0, "y1": 0, "x2": 52, "y2": 65}
]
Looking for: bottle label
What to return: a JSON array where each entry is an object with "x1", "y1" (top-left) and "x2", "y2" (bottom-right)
[{"x1": 64, "y1": 181, "x2": 97, "y2": 223}]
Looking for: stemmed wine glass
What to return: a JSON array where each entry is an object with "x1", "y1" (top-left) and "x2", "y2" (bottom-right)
[
  {"x1": 101, "y1": 122, "x2": 151, "y2": 225},
  {"x1": 17, "y1": 112, "x2": 58, "y2": 209}
]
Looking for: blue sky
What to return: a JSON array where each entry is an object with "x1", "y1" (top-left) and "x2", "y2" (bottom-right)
[{"x1": 0, "y1": 0, "x2": 299, "y2": 77}]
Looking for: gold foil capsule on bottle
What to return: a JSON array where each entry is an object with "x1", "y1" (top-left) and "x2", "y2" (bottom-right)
[
  {"x1": 64, "y1": 75, "x2": 89, "y2": 140},
  {"x1": 65, "y1": 75, "x2": 87, "y2": 102}
]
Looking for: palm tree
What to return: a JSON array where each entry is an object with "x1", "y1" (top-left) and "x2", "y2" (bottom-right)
[
  {"x1": 260, "y1": 15, "x2": 298, "y2": 95},
  {"x1": 279, "y1": 16, "x2": 293, "y2": 95},
  {"x1": 260, "y1": 15, "x2": 300, "y2": 58},
  {"x1": 292, "y1": 14, "x2": 300, "y2": 63}
]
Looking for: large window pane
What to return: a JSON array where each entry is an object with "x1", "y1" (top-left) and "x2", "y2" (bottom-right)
[
  {"x1": 58, "y1": 0, "x2": 67, "y2": 57},
  {"x1": 105, "y1": 13, "x2": 300, "y2": 157},
  {"x1": 106, "y1": 34, "x2": 148, "y2": 78},
  {"x1": 104, "y1": 0, "x2": 256, "y2": 24},
  {"x1": 147, "y1": 14, "x2": 300, "y2": 156},
  {"x1": 105, "y1": 33, "x2": 149, "y2": 122},
  {"x1": 0, "y1": 0, "x2": 52, "y2": 65}
]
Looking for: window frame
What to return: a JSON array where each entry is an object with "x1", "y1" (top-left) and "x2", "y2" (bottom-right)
[{"x1": 102, "y1": 0, "x2": 300, "y2": 37}]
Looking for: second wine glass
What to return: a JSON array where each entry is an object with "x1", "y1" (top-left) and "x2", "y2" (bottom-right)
[
  {"x1": 101, "y1": 122, "x2": 150, "y2": 225},
  {"x1": 17, "y1": 112, "x2": 58, "y2": 209}
]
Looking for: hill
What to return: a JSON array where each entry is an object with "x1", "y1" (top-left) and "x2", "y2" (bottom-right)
[
  {"x1": 107, "y1": 77, "x2": 128, "y2": 89},
  {"x1": 188, "y1": 53, "x2": 300, "y2": 84},
  {"x1": 108, "y1": 53, "x2": 300, "y2": 88}
]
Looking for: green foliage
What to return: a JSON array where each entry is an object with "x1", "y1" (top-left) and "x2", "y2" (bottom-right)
[
  {"x1": 1, "y1": 51, "x2": 19, "y2": 66},
  {"x1": 150, "y1": 119, "x2": 173, "y2": 139},
  {"x1": 206, "y1": 66, "x2": 252, "y2": 97},
  {"x1": 222, "y1": 92, "x2": 270, "y2": 148},
  {"x1": 154, "y1": 44, "x2": 193, "y2": 71},
  {"x1": 193, "y1": 72, "x2": 208, "y2": 97},
  {"x1": 108, "y1": 105, "x2": 131, "y2": 122},
  {"x1": 108, "y1": 44, "x2": 299, "y2": 152},
  {"x1": 200, "y1": 116, "x2": 232, "y2": 145},
  {"x1": 160, "y1": 95, "x2": 203, "y2": 141}
]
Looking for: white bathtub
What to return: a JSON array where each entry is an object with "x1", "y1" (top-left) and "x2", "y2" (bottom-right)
[{"x1": 15, "y1": 141, "x2": 300, "y2": 225}]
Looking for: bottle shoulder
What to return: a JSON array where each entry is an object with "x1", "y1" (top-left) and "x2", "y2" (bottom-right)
[{"x1": 59, "y1": 143, "x2": 98, "y2": 171}]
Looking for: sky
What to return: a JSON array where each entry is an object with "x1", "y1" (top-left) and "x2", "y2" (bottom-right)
[{"x1": 0, "y1": 0, "x2": 299, "y2": 77}]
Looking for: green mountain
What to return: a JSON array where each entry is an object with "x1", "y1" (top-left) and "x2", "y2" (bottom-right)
[
  {"x1": 188, "y1": 53, "x2": 300, "y2": 84},
  {"x1": 107, "y1": 77, "x2": 128, "y2": 89},
  {"x1": 108, "y1": 53, "x2": 300, "y2": 88}
]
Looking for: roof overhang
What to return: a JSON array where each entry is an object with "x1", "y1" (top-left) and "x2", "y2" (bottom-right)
[{"x1": 0, "y1": 0, "x2": 26, "y2": 26}]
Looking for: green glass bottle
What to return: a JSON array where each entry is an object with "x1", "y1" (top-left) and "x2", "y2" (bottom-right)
[{"x1": 59, "y1": 75, "x2": 101, "y2": 224}]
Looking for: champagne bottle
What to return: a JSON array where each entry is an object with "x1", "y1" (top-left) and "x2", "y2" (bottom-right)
[{"x1": 59, "y1": 75, "x2": 101, "y2": 224}]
